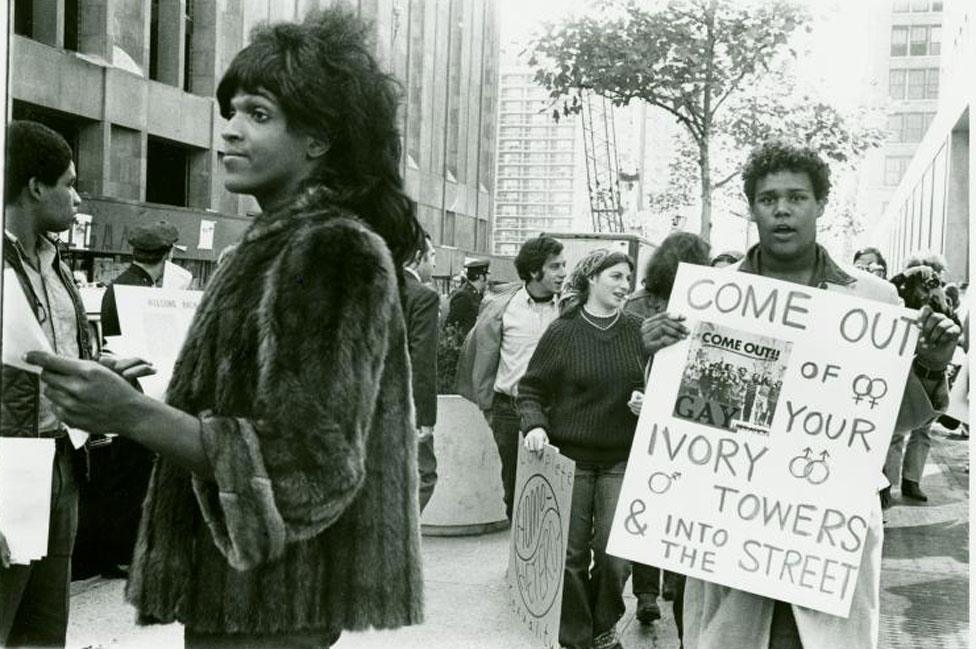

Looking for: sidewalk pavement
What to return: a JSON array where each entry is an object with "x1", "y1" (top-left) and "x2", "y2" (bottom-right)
[{"x1": 66, "y1": 425, "x2": 968, "y2": 649}]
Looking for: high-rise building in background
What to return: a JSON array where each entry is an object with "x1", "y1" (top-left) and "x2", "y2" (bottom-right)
[
  {"x1": 869, "y1": 0, "x2": 971, "y2": 283},
  {"x1": 491, "y1": 62, "x2": 588, "y2": 256},
  {"x1": 9, "y1": 0, "x2": 501, "y2": 287},
  {"x1": 857, "y1": 0, "x2": 945, "y2": 241}
]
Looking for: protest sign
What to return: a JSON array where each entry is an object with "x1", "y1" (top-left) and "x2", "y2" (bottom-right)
[
  {"x1": 607, "y1": 264, "x2": 918, "y2": 617},
  {"x1": 113, "y1": 286, "x2": 202, "y2": 400},
  {"x1": 944, "y1": 347, "x2": 968, "y2": 424},
  {"x1": 507, "y1": 439, "x2": 575, "y2": 648}
]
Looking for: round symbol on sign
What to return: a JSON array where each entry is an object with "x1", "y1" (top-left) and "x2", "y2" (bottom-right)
[{"x1": 513, "y1": 475, "x2": 564, "y2": 618}]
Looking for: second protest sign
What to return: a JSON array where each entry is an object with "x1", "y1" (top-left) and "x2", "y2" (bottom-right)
[{"x1": 607, "y1": 264, "x2": 919, "y2": 617}]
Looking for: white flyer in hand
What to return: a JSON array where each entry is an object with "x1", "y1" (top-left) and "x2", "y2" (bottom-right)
[
  {"x1": 0, "y1": 438, "x2": 55, "y2": 564},
  {"x1": 2, "y1": 269, "x2": 52, "y2": 373}
]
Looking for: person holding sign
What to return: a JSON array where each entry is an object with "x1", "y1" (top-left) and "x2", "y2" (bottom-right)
[
  {"x1": 624, "y1": 231, "x2": 711, "y2": 634},
  {"x1": 643, "y1": 141, "x2": 960, "y2": 649},
  {"x1": 519, "y1": 249, "x2": 649, "y2": 649},
  {"x1": 27, "y1": 9, "x2": 424, "y2": 648}
]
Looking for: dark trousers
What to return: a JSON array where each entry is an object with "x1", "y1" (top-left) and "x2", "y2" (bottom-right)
[
  {"x1": 1, "y1": 438, "x2": 78, "y2": 648},
  {"x1": 72, "y1": 437, "x2": 153, "y2": 578},
  {"x1": 560, "y1": 461, "x2": 631, "y2": 649},
  {"x1": 489, "y1": 392, "x2": 520, "y2": 521},
  {"x1": 768, "y1": 600, "x2": 803, "y2": 649},
  {"x1": 417, "y1": 434, "x2": 437, "y2": 513},
  {"x1": 184, "y1": 628, "x2": 341, "y2": 648}
]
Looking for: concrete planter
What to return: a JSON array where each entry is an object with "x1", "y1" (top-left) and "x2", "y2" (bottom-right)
[{"x1": 421, "y1": 395, "x2": 509, "y2": 536}]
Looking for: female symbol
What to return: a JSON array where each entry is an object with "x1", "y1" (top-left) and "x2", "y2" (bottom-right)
[{"x1": 852, "y1": 374, "x2": 888, "y2": 408}]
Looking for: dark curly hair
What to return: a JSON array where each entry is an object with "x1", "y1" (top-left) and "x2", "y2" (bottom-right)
[
  {"x1": 741, "y1": 141, "x2": 831, "y2": 206},
  {"x1": 216, "y1": 8, "x2": 421, "y2": 266},
  {"x1": 643, "y1": 232, "x2": 711, "y2": 298},
  {"x1": 5, "y1": 121, "x2": 73, "y2": 205},
  {"x1": 514, "y1": 236, "x2": 564, "y2": 282}
]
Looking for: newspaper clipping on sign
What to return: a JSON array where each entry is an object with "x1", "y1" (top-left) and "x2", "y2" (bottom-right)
[{"x1": 607, "y1": 264, "x2": 919, "y2": 618}]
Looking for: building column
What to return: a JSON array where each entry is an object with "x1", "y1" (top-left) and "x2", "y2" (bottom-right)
[
  {"x1": 78, "y1": 0, "x2": 113, "y2": 60},
  {"x1": 31, "y1": 0, "x2": 66, "y2": 47},
  {"x1": 77, "y1": 121, "x2": 110, "y2": 196},
  {"x1": 155, "y1": 0, "x2": 187, "y2": 86}
]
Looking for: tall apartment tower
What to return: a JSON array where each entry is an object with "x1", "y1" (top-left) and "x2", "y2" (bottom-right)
[
  {"x1": 858, "y1": 0, "x2": 944, "y2": 232},
  {"x1": 492, "y1": 62, "x2": 585, "y2": 257},
  {"x1": 9, "y1": 0, "x2": 500, "y2": 286}
]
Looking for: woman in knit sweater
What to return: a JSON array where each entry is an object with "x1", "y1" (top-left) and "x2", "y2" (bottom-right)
[{"x1": 519, "y1": 249, "x2": 649, "y2": 649}]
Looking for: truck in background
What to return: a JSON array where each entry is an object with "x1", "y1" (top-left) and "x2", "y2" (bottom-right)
[{"x1": 547, "y1": 232, "x2": 657, "y2": 291}]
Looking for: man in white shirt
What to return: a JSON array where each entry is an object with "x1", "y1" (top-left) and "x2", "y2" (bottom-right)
[{"x1": 456, "y1": 236, "x2": 567, "y2": 520}]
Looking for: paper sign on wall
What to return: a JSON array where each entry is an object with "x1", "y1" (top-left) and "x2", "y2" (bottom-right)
[
  {"x1": 507, "y1": 439, "x2": 575, "y2": 648},
  {"x1": 607, "y1": 264, "x2": 918, "y2": 618}
]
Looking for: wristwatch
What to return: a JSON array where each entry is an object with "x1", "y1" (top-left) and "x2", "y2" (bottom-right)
[{"x1": 912, "y1": 358, "x2": 946, "y2": 381}]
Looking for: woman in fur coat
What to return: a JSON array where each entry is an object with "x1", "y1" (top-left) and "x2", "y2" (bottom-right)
[{"x1": 29, "y1": 8, "x2": 424, "y2": 648}]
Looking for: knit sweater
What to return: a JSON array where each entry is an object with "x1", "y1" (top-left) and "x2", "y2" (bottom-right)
[{"x1": 517, "y1": 310, "x2": 648, "y2": 463}]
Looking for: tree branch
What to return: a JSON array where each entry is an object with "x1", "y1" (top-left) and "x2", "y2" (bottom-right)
[{"x1": 712, "y1": 167, "x2": 741, "y2": 189}]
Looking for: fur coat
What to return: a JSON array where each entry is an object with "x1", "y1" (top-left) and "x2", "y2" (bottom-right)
[{"x1": 125, "y1": 188, "x2": 424, "y2": 634}]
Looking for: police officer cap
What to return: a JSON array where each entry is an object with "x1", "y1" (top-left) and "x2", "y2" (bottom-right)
[
  {"x1": 128, "y1": 221, "x2": 179, "y2": 252},
  {"x1": 463, "y1": 258, "x2": 490, "y2": 270}
]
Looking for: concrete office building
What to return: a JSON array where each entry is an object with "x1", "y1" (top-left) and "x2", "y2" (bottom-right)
[
  {"x1": 858, "y1": 0, "x2": 945, "y2": 236},
  {"x1": 9, "y1": 0, "x2": 500, "y2": 286},
  {"x1": 492, "y1": 62, "x2": 587, "y2": 257},
  {"x1": 869, "y1": 0, "x2": 972, "y2": 283}
]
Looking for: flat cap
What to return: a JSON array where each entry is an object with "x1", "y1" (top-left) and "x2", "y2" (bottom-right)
[
  {"x1": 128, "y1": 221, "x2": 179, "y2": 252},
  {"x1": 463, "y1": 257, "x2": 490, "y2": 270}
]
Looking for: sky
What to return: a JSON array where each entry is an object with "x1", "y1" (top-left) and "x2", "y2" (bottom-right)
[{"x1": 495, "y1": 0, "x2": 887, "y2": 107}]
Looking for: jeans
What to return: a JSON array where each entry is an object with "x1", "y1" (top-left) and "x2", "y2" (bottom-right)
[
  {"x1": 417, "y1": 433, "x2": 438, "y2": 512},
  {"x1": 632, "y1": 563, "x2": 681, "y2": 597},
  {"x1": 560, "y1": 461, "x2": 631, "y2": 649},
  {"x1": 883, "y1": 424, "x2": 931, "y2": 485},
  {"x1": 1, "y1": 438, "x2": 78, "y2": 648},
  {"x1": 489, "y1": 392, "x2": 520, "y2": 521}
]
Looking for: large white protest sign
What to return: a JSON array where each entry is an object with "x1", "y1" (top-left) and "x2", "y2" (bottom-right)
[
  {"x1": 113, "y1": 286, "x2": 202, "y2": 400},
  {"x1": 607, "y1": 264, "x2": 919, "y2": 617},
  {"x1": 0, "y1": 438, "x2": 56, "y2": 564},
  {"x1": 507, "y1": 439, "x2": 574, "y2": 648}
]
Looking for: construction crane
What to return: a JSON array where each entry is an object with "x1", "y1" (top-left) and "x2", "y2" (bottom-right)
[{"x1": 580, "y1": 92, "x2": 624, "y2": 233}]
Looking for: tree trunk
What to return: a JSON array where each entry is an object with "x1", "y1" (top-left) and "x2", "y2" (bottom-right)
[{"x1": 699, "y1": 140, "x2": 712, "y2": 243}]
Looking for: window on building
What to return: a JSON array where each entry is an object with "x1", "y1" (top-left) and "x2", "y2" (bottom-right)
[
  {"x1": 904, "y1": 112, "x2": 925, "y2": 141},
  {"x1": 911, "y1": 0, "x2": 930, "y2": 10},
  {"x1": 889, "y1": 69, "x2": 907, "y2": 98},
  {"x1": 13, "y1": 0, "x2": 32, "y2": 37},
  {"x1": 891, "y1": 26, "x2": 909, "y2": 56},
  {"x1": 64, "y1": 0, "x2": 79, "y2": 51},
  {"x1": 146, "y1": 137, "x2": 189, "y2": 206},
  {"x1": 930, "y1": 25, "x2": 941, "y2": 54},
  {"x1": 925, "y1": 68, "x2": 939, "y2": 97},
  {"x1": 893, "y1": 0, "x2": 910, "y2": 10},
  {"x1": 442, "y1": 211, "x2": 456, "y2": 247},
  {"x1": 183, "y1": 0, "x2": 194, "y2": 92},
  {"x1": 906, "y1": 69, "x2": 926, "y2": 98},
  {"x1": 910, "y1": 26, "x2": 928, "y2": 55},
  {"x1": 884, "y1": 156, "x2": 911, "y2": 186},
  {"x1": 887, "y1": 114, "x2": 903, "y2": 142},
  {"x1": 931, "y1": 0, "x2": 943, "y2": 10},
  {"x1": 922, "y1": 111, "x2": 935, "y2": 132}
]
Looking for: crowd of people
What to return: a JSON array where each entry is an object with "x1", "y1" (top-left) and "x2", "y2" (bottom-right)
[{"x1": 0, "y1": 7, "x2": 965, "y2": 649}]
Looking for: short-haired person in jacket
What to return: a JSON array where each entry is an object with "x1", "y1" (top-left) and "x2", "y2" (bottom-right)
[
  {"x1": 645, "y1": 141, "x2": 960, "y2": 649},
  {"x1": 455, "y1": 236, "x2": 567, "y2": 520},
  {"x1": 28, "y1": 9, "x2": 424, "y2": 647},
  {"x1": 519, "y1": 249, "x2": 649, "y2": 649},
  {"x1": 623, "y1": 231, "x2": 711, "y2": 631},
  {"x1": 403, "y1": 231, "x2": 440, "y2": 511},
  {"x1": 0, "y1": 121, "x2": 92, "y2": 647}
]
